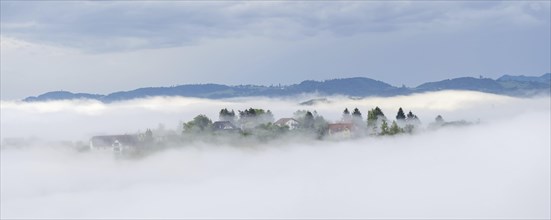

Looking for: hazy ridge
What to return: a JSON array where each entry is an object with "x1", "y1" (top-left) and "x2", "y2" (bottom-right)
[{"x1": 23, "y1": 73, "x2": 551, "y2": 102}]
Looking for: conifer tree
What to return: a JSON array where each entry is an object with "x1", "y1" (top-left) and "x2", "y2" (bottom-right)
[
  {"x1": 219, "y1": 108, "x2": 236, "y2": 122},
  {"x1": 303, "y1": 111, "x2": 315, "y2": 129},
  {"x1": 407, "y1": 111, "x2": 418, "y2": 120},
  {"x1": 435, "y1": 115, "x2": 444, "y2": 123},
  {"x1": 389, "y1": 121, "x2": 402, "y2": 135},
  {"x1": 352, "y1": 108, "x2": 362, "y2": 118},
  {"x1": 396, "y1": 107, "x2": 406, "y2": 120},
  {"x1": 342, "y1": 108, "x2": 351, "y2": 122},
  {"x1": 380, "y1": 120, "x2": 389, "y2": 135},
  {"x1": 367, "y1": 107, "x2": 385, "y2": 128}
]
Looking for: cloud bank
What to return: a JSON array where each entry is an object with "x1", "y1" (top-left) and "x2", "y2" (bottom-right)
[
  {"x1": 1, "y1": 91, "x2": 549, "y2": 219},
  {"x1": 1, "y1": 1, "x2": 548, "y2": 51}
]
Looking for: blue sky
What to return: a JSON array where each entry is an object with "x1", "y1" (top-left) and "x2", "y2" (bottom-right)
[{"x1": 1, "y1": 1, "x2": 550, "y2": 99}]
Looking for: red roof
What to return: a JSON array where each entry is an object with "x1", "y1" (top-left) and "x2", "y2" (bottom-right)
[{"x1": 328, "y1": 123, "x2": 353, "y2": 133}]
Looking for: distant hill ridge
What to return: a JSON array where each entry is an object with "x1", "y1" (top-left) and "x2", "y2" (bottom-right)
[{"x1": 23, "y1": 73, "x2": 550, "y2": 102}]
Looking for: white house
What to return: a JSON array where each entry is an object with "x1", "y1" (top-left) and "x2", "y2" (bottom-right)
[{"x1": 274, "y1": 118, "x2": 300, "y2": 130}]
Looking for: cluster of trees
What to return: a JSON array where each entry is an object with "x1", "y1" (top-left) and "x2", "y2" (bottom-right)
[
  {"x1": 181, "y1": 106, "x2": 428, "y2": 138},
  {"x1": 237, "y1": 108, "x2": 274, "y2": 128},
  {"x1": 110, "y1": 107, "x2": 466, "y2": 155}
]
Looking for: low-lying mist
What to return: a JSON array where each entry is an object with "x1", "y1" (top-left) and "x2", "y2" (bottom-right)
[
  {"x1": 1, "y1": 90, "x2": 548, "y2": 141},
  {"x1": 1, "y1": 90, "x2": 550, "y2": 219}
]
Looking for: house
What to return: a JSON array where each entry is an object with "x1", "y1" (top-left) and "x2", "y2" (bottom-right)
[
  {"x1": 212, "y1": 121, "x2": 240, "y2": 132},
  {"x1": 327, "y1": 123, "x2": 354, "y2": 138},
  {"x1": 89, "y1": 135, "x2": 139, "y2": 151},
  {"x1": 274, "y1": 118, "x2": 300, "y2": 130}
]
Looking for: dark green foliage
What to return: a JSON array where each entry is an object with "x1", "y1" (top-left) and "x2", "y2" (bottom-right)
[
  {"x1": 367, "y1": 110, "x2": 377, "y2": 127},
  {"x1": 239, "y1": 108, "x2": 258, "y2": 118},
  {"x1": 389, "y1": 121, "x2": 403, "y2": 135},
  {"x1": 219, "y1": 108, "x2": 236, "y2": 122},
  {"x1": 237, "y1": 107, "x2": 274, "y2": 129},
  {"x1": 396, "y1": 107, "x2": 406, "y2": 120},
  {"x1": 253, "y1": 122, "x2": 288, "y2": 140},
  {"x1": 374, "y1": 107, "x2": 384, "y2": 117},
  {"x1": 293, "y1": 110, "x2": 329, "y2": 135},
  {"x1": 184, "y1": 114, "x2": 213, "y2": 132},
  {"x1": 380, "y1": 120, "x2": 389, "y2": 135},
  {"x1": 367, "y1": 106, "x2": 385, "y2": 127}
]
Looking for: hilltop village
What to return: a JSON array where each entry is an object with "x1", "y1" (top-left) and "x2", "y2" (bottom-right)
[{"x1": 90, "y1": 106, "x2": 470, "y2": 154}]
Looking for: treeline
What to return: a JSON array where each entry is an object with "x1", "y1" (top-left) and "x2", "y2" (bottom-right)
[{"x1": 179, "y1": 106, "x2": 437, "y2": 140}]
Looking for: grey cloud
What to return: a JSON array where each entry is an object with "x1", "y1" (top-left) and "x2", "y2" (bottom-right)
[{"x1": 1, "y1": 1, "x2": 548, "y2": 52}]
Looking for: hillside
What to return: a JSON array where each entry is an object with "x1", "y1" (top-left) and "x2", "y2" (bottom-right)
[{"x1": 23, "y1": 73, "x2": 550, "y2": 102}]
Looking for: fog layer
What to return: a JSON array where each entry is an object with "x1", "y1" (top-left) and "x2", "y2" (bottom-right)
[
  {"x1": 1, "y1": 91, "x2": 550, "y2": 218},
  {"x1": 1, "y1": 90, "x2": 548, "y2": 140}
]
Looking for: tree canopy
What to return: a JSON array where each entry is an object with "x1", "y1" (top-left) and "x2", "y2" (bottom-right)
[
  {"x1": 367, "y1": 106, "x2": 385, "y2": 127},
  {"x1": 219, "y1": 108, "x2": 236, "y2": 122},
  {"x1": 184, "y1": 114, "x2": 213, "y2": 132}
]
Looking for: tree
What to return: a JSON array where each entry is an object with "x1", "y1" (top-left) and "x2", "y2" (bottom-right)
[
  {"x1": 396, "y1": 107, "x2": 406, "y2": 120},
  {"x1": 264, "y1": 110, "x2": 274, "y2": 123},
  {"x1": 342, "y1": 108, "x2": 351, "y2": 122},
  {"x1": 303, "y1": 111, "x2": 315, "y2": 129},
  {"x1": 352, "y1": 108, "x2": 362, "y2": 119},
  {"x1": 367, "y1": 109, "x2": 377, "y2": 127},
  {"x1": 293, "y1": 110, "x2": 328, "y2": 137},
  {"x1": 344, "y1": 108, "x2": 350, "y2": 115},
  {"x1": 238, "y1": 107, "x2": 273, "y2": 128},
  {"x1": 374, "y1": 107, "x2": 385, "y2": 117},
  {"x1": 407, "y1": 111, "x2": 419, "y2": 121},
  {"x1": 435, "y1": 115, "x2": 444, "y2": 123},
  {"x1": 144, "y1": 129, "x2": 154, "y2": 142},
  {"x1": 367, "y1": 106, "x2": 385, "y2": 128},
  {"x1": 351, "y1": 108, "x2": 364, "y2": 130},
  {"x1": 184, "y1": 114, "x2": 212, "y2": 132},
  {"x1": 404, "y1": 111, "x2": 421, "y2": 129},
  {"x1": 389, "y1": 121, "x2": 402, "y2": 135},
  {"x1": 219, "y1": 108, "x2": 236, "y2": 122},
  {"x1": 380, "y1": 120, "x2": 389, "y2": 135}
]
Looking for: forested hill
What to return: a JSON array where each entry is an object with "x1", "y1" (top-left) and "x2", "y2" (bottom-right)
[{"x1": 23, "y1": 73, "x2": 550, "y2": 102}]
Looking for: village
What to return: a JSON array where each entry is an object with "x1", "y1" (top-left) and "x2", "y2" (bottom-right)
[{"x1": 89, "y1": 106, "x2": 466, "y2": 155}]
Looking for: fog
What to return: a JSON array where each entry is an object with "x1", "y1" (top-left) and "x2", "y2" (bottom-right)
[{"x1": 1, "y1": 91, "x2": 550, "y2": 219}]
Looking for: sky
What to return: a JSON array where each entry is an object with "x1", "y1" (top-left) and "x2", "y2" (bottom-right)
[
  {"x1": 1, "y1": 1, "x2": 550, "y2": 100},
  {"x1": 1, "y1": 92, "x2": 550, "y2": 218}
]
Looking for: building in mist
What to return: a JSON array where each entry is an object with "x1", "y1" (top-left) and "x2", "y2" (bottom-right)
[
  {"x1": 274, "y1": 118, "x2": 300, "y2": 130},
  {"x1": 89, "y1": 135, "x2": 139, "y2": 152},
  {"x1": 212, "y1": 121, "x2": 240, "y2": 132},
  {"x1": 327, "y1": 123, "x2": 354, "y2": 138}
]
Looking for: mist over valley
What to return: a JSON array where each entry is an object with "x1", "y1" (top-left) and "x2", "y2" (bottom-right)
[{"x1": 1, "y1": 91, "x2": 549, "y2": 218}]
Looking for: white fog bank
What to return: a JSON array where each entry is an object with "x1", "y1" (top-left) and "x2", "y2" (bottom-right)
[
  {"x1": 1, "y1": 91, "x2": 550, "y2": 219},
  {"x1": 1, "y1": 90, "x2": 549, "y2": 141}
]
